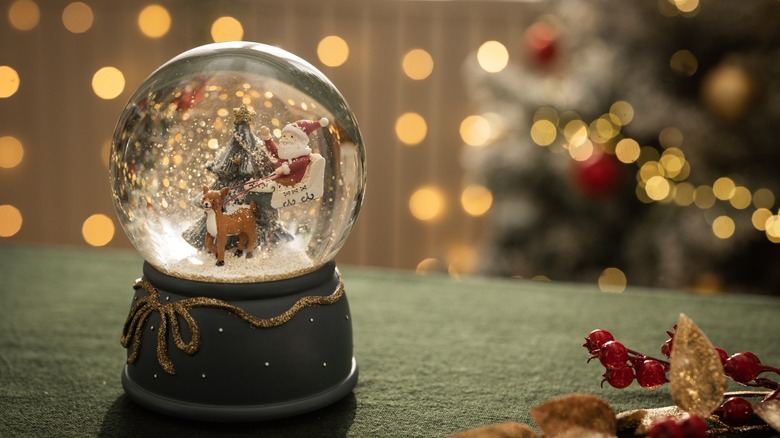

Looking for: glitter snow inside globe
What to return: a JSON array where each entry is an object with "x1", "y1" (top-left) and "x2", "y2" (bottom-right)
[{"x1": 109, "y1": 42, "x2": 365, "y2": 421}]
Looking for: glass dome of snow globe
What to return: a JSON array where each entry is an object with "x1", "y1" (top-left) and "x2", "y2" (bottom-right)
[
  {"x1": 109, "y1": 42, "x2": 365, "y2": 421},
  {"x1": 111, "y1": 41, "x2": 365, "y2": 283}
]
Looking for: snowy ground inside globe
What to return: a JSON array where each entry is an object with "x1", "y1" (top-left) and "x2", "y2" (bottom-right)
[{"x1": 159, "y1": 244, "x2": 317, "y2": 283}]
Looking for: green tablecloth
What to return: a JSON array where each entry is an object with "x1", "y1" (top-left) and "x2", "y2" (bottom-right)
[{"x1": 1, "y1": 245, "x2": 778, "y2": 437}]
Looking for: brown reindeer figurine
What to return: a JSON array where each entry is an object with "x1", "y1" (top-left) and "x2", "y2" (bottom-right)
[{"x1": 200, "y1": 186, "x2": 258, "y2": 266}]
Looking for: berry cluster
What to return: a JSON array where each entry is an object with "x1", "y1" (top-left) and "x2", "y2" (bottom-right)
[
  {"x1": 583, "y1": 329, "x2": 669, "y2": 390},
  {"x1": 584, "y1": 327, "x2": 780, "y2": 428}
]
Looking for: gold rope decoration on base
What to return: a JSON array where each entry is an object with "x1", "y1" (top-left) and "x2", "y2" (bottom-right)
[{"x1": 120, "y1": 276, "x2": 344, "y2": 375}]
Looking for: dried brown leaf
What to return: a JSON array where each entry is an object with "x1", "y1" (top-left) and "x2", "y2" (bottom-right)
[
  {"x1": 616, "y1": 406, "x2": 687, "y2": 436},
  {"x1": 530, "y1": 393, "x2": 616, "y2": 437},
  {"x1": 448, "y1": 422, "x2": 538, "y2": 438},
  {"x1": 754, "y1": 400, "x2": 780, "y2": 432},
  {"x1": 669, "y1": 314, "x2": 728, "y2": 417}
]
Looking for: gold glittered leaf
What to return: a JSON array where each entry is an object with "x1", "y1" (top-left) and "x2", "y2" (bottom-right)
[
  {"x1": 448, "y1": 422, "x2": 538, "y2": 438},
  {"x1": 669, "y1": 314, "x2": 728, "y2": 417},
  {"x1": 754, "y1": 400, "x2": 780, "y2": 432},
  {"x1": 530, "y1": 393, "x2": 617, "y2": 438},
  {"x1": 616, "y1": 406, "x2": 687, "y2": 436}
]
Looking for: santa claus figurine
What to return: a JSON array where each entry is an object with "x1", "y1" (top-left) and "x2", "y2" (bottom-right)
[{"x1": 259, "y1": 118, "x2": 329, "y2": 187}]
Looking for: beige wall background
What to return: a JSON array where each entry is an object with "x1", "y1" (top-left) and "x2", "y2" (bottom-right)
[{"x1": 0, "y1": 0, "x2": 543, "y2": 273}]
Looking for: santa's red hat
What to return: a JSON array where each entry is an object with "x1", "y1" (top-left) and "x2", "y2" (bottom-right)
[{"x1": 282, "y1": 117, "x2": 329, "y2": 142}]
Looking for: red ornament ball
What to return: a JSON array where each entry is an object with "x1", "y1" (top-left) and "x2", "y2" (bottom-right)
[
  {"x1": 524, "y1": 20, "x2": 558, "y2": 65},
  {"x1": 572, "y1": 152, "x2": 623, "y2": 199}
]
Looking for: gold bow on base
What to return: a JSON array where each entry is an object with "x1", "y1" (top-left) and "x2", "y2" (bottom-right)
[{"x1": 120, "y1": 277, "x2": 344, "y2": 374}]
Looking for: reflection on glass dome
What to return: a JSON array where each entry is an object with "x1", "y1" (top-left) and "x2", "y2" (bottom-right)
[{"x1": 110, "y1": 42, "x2": 366, "y2": 282}]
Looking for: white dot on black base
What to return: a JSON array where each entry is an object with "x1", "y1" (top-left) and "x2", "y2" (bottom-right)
[
  {"x1": 322, "y1": 362, "x2": 327, "y2": 367},
  {"x1": 150, "y1": 325, "x2": 155, "y2": 331},
  {"x1": 201, "y1": 373, "x2": 207, "y2": 378},
  {"x1": 264, "y1": 362, "x2": 270, "y2": 367},
  {"x1": 153, "y1": 374, "x2": 158, "y2": 379},
  {"x1": 309, "y1": 318, "x2": 314, "y2": 323},
  {"x1": 218, "y1": 328, "x2": 224, "y2": 333},
  {"x1": 345, "y1": 315, "x2": 350, "y2": 320},
  {"x1": 165, "y1": 296, "x2": 170, "y2": 301}
]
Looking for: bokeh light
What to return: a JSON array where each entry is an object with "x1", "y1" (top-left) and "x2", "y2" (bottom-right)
[
  {"x1": 446, "y1": 244, "x2": 477, "y2": 278},
  {"x1": 395, "y1": 112, "x2": 427, "y2": 146},
  {"x1": 609, "y1": 101, "x2": 634, "y2": 126},
  {"x1": 670, "y1": 49, "x2": 698, "y2": 77},
  {"x1": 62, "y1": 2, "x2": 93, "y2": 33},
  {"x1": 0, "y1": 66, "x2": 20, "y2": 98},
  {"x1": 211, "y1": 16, "x2": 243, "y2": 42},
  {"x1": 615, "y1": 138, "x2": 640, "y2": 164},
  {"x1": 477, "y1": 40, "x2": 509, "y2": 73},
  {"x1": 8, "y1": 0, "x2": 39, "y2": 31},
  {"x1": 460, "y1": 185, "x2": 493, "y2": 217},
  {"x1": 752, "y1": 208, "x2": 772, "y2": 231},
  {"x1": 81, "y1": 213, "x2": 115, "y2": 246},
  {"x1": 92, "y1": 66, "x2": 125, "y2": 99},
  {"x1": 589, "y1": 116, "x2": 619, "y2": 144},
  {"x1": 563, "y1": 118, "x2": 594, "y2": 161},
  {"x1": 317, "y1": 35, "x2": 349, "y2": 67},
  {"x1": 460, "y1": 115, "x2": 491, "y2": 147},
  {"x1": 598, "y1": 267, "x2": 627, "y2": 293},
  {"x1": 712, "y1": 215, "x2": 735, "y2": 239},
  {"x1": 658, "y1": 127, "x2": 683, "y2": 149},
  {"x1": 0, "y1": 136, "x2": 24, "y2": 168},
  {"x1": 752, "y1": 188, "x2": 775, "y2": 209},
  {"x1": 530, "y1": 119, "x2": 557, "y2": 146},
  {"x1": 402, "y1": 49, "x2": 434, "y2": 80},
  {"x1": 0, "y1": 204, "x2": 23, "y2": 237},
  {"x1": 673, "y1": 182, "x2": 695, "y2": 206},
  {"x1": 693, "y1": 185, "x2": 716, "y2": 209},
  {"x1": 712, "y1": 177, "x2": 736, "y2": 201},
  {"x1": 659, "y1": 147, "x2": 686, "y2": 179},
  {"x1": 138, "y1": 4, "x2": 171, "y2": 38},
  {"x1": 409, "y1": 186, "x2": 445, "y2": 221},
  {"x1": 766, "y1": 215, "x2": 780, "y2": 243},
  {"x1": 416, "y1": 257, "x2": 443, "y2": 275},
  {"x1": 729, "y1": 186, "x2": 751, "y2": 210},
  {"x1": 673, "y1": 0, "x2": 700, "y2": 14},
  {"x1": 646, "y1": 175, "x2": 671, "y2": 201}
]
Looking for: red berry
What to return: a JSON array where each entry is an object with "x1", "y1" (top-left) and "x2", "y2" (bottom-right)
[
  {"x1": 648, "y1": 417, "x2": 683, "y2": 438},
  {"x1": 724, "y1": 352, "x2": 761, "y2": 383},
  {"x1": 714, "y1": 347, "x2": 728, "y2": 366},
  {"x1": 718, "y1": 397, "x2": 754, "y2": 426},
  {"x1": 584, "y1": 329, "x2": 615, "y2": 353},
  {"x1": 679, "y1": 414, "x2": 708, "y2": 438},
  {"x1": 599, "y1": 341, "x2": 629, "y2": 370},
  {"x1": 635, "y1": 359, "x2": 667, "y2": 389},
  {"x1": 603, "y1": 366, "x2": 634, "y2": 389}
]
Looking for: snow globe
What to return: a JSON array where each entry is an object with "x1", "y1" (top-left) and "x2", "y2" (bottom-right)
[{"x1": 109, "y1": 42, "x2": 365, "y2": 421}]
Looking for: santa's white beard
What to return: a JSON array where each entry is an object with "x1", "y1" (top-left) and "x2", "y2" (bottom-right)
[{"x1": 278, "y1": 139, "x2": 312, "y2": 160}]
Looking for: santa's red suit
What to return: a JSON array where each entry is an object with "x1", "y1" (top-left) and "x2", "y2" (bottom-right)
[
  {"x1": 260, "y1": 118, "x2": 328, "y2": 187},
  {"x1": 262, "y1": 138, "x2": 311, "y2": 187}
]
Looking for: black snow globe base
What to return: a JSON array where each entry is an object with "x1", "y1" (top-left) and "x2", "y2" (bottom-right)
[{"x1": 120, "y1": 260, "x2": 358, "y2": 422}]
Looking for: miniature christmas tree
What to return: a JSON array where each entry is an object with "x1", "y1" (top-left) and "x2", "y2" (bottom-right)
[{"x1": 183, "y1": 104, "x2": 290, "y2": 250}]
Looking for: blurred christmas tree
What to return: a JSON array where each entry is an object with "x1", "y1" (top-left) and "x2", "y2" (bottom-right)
[{"x1": 462, "y1": 0, "x2": 780, "y2": 294}]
